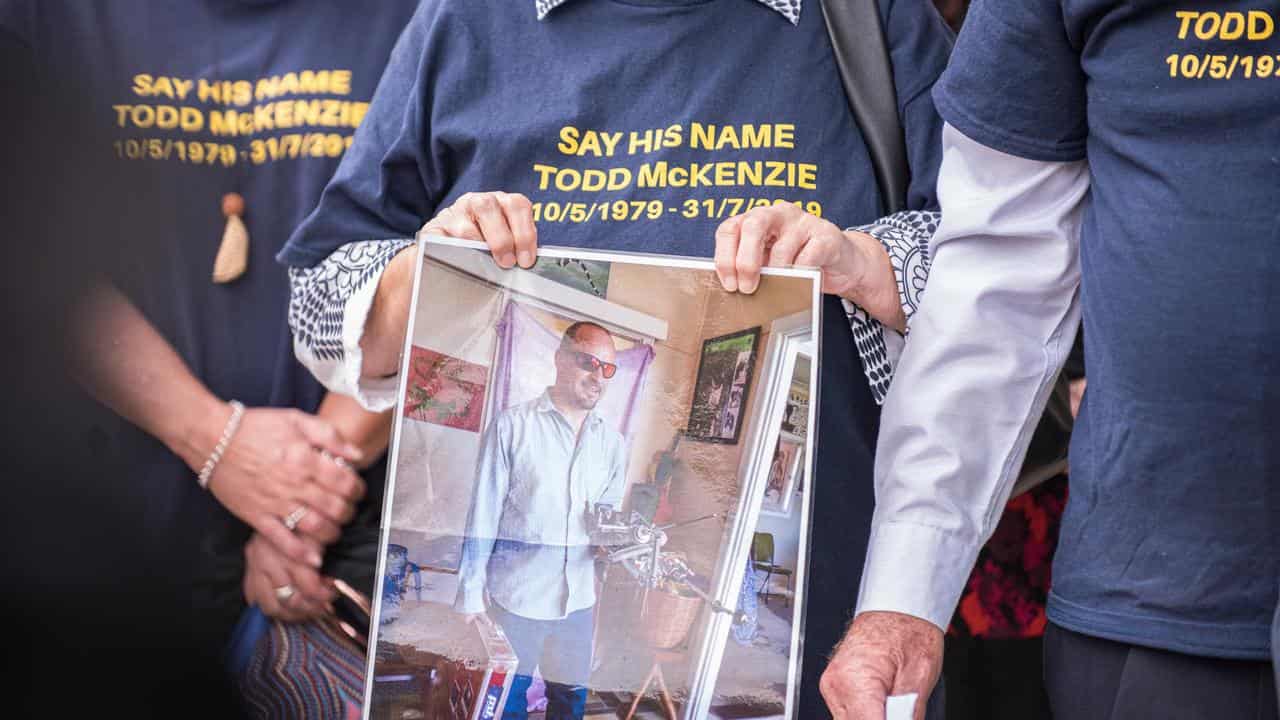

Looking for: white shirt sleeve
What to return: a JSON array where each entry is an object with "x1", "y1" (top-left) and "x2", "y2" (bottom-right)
[
  {"x1": 286, "y1": 238, "x2": 416, "y2": 411},
  {"x1": 855, "y1": 123, "x2": 1090, "y2": 630}
]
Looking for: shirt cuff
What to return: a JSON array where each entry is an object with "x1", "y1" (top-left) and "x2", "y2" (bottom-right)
[
  {"x1": 843, "y1": 210, "x2": 939, "y2": 404},
  {"x1": 454, "y1": 580, "x2": 487, "y2": 615},
  {"x1": 286, "y1": 239, "x2": 415, "y2": 411},
  {"x1": 855, "y1": 520, "x2": 983, "y2": 632}
]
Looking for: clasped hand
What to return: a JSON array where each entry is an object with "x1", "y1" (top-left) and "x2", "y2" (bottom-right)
[{"x1": 200, "y1": 406, "x2": 366, "y2": 621}]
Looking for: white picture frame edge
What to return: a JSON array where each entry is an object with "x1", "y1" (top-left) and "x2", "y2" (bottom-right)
[
  {"x1": 361, "y1": 238, "x2": 431, "y2": 720},
  {"x1": 682, "y1": 303, "x2": 821, "y2": 719}
]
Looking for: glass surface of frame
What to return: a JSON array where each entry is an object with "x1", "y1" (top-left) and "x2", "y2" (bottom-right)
[{"x1": 365, "y1": 235, "x2": 821, "y2": 720}]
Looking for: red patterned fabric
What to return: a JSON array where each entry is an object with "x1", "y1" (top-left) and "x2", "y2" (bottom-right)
[{"x1": 949, "y1": 476, "x2": 1068, "y2": 639}]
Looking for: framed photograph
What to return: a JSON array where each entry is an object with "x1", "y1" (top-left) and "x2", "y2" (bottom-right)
[
  {"x1": 762, "y1": 432, "x2": 804, "y2": 517},
  {"x1": 685, "y1": 327, "x2": 761, "y2": 444},
  {"x1": 365, "y1": 235, "x2": 821, "y2": 720}
]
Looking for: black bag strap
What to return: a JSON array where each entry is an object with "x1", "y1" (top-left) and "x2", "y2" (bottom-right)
[{"x1": 820, "y1": 0, "x2": 910, "y2": 214}]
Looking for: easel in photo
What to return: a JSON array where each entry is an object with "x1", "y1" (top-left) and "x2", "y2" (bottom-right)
[{"x1": 623, "y1": 649, "x2": 682, "y2": 720}]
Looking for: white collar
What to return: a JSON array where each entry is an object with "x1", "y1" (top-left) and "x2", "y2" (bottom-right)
[{"x1": 535, "y1": 0, "x2": 801, "y2": 26}]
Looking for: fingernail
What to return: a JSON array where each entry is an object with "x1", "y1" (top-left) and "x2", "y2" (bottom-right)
[
  {"x1": 308, "y1": 552, "x2": 323, "y2": 568},
  {"x1": 500, "y1": 253, "x2": 516, "y2": 268},
  {"x1": 346, "y1": 445, "x2": 363, "y2": 460},
  {"x1": 723, "y1": 276, "x2": 738, "y2": 292},
  {"x1": 741, "y1": 280, "x2": 757, "y2": 294},
  {"x1": 517, "y1": 251, "x2": 534, "y2": 268}
]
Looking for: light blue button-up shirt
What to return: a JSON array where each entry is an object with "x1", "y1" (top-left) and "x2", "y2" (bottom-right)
[{"x1": 455, "y1": 391, "x2": 628, "y2": 621}]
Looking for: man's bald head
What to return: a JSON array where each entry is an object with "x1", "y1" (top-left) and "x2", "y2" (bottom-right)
[
  {"x1": 554, "y1": 321, "x2": 617, "y2": 411},
  {"x1": 560, "y1": 321, "x2": 616, "y2": 358}
]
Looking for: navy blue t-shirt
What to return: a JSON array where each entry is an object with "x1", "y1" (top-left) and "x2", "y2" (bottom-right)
[
  {"x1": 1, "y1": 0, "x2": 418, "y2": 640},
  {"x1": 280, "y1": 0, "x2": 952, "y2": 707},
  {"x1": 280, "y1": 0, "x2": 950, "y2": 264},
  {"x1": 936, "y1": 0, "x2": 1280, "y2": 659}
]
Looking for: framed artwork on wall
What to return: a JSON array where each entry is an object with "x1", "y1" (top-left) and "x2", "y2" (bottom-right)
[
  {"x1": 761, "y1": 432, "x2": 805, "y2": 517},
  {"x1": 402, "y1": 346, "x2": 489, "y2": 433},
  {"x1": 685, "y1": 327, "x2": 761, "y2": 444}
]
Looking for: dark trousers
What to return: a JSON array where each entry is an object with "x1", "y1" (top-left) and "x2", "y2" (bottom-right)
[
  {"x1": 945, "y1": 635, "x2": 1051, "y2": 720},
  {"x1": 1045, "y1": 623, "x2": 1279, "y2": 720},
  {"x1": 1274, "y1": 598, "x2": 1280, "y2": 707},
  {"x1": 490, "y1": 603, "x2": 594, "y2": 720}
]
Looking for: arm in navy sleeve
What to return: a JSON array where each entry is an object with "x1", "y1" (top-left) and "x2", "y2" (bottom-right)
[
  {"x1": 278, "y1": 0, "x2": 449, "y2": 269},
  {"x1": 280, "y1": 2, "x2": 454, "y2": 408}
]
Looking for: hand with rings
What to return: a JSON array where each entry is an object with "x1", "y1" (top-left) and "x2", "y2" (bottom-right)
[
  {"x1": 199, "y1": 407, "x2": 367, "y2": 570},
  {"x1": 243, "y1": 532, "x2": 334, "y2": 622}
]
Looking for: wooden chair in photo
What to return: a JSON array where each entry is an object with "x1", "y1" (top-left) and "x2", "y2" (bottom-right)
[{"x1": 751, "y1": 532, "x2": 793, "y2": 608}]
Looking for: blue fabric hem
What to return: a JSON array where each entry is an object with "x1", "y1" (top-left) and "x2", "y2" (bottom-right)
[
  {"x1": 932, "y1": 87, "x2": 1086, "y2": 163},
  {"x1": 224, "y1": 605, "x2": 270, "y2": 677},
  {"x1": 1047, "y1": 591, "x2": 1272, "y2": 661},
  {"x1": 277, "y1": 239, "x2": 342, "y2": 268}
]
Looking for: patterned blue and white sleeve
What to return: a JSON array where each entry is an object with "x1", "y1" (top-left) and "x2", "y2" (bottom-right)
[
  {"x1": 286, "y1": 238, "x2": 416, "y2": 411},
  {"x1": 842, "y1": 210, "x2": 939, "y2": 404}
]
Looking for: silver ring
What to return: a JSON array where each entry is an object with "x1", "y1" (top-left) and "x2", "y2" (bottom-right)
[
  {"x1": 274, "y1": 584, "x2": 296, "y2": 602},
  {"x1": 283, "y1": 506, "x2": 309, "y2": 531},
  {"x1": 319, "y1": 448, "x2": 350, "y2": 469},
  {"x1": 313, "y1": 445, "x2": 345, "y2": 468}
]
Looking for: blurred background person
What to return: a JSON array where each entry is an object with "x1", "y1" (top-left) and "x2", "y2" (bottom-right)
[{"x1": 1, "y1": 1, "x2": 416, "y2": 716}]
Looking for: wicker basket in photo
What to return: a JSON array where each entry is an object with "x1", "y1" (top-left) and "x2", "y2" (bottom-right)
[{"x1": 640, "y1": 587, "x2": 703, "y2": 650}]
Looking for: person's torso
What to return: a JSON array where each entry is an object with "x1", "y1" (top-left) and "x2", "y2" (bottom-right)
[
  {"x1": 409, "y1": 0, "x2": 883, "y2": 253},
  {"x1": 384, "y1": 0, "x2": 940, "y2": 626},
  {"x1": 17, "y1": 1, "x2": 413, "y2": 411},
  {"x1": 497, "y1": 397, "x2": 623, "y2": 546},
  {"x1": 1049, "y1": 0, "x2": 1280, "y2": 658},
  {"x1": 487, "y1": 396, "x2": 623, "y2": 619},
  {"x1": 5, "y1": 0, "x2": 417, "y2": 596},
  {"x1": 405, "y1": 0, "x2": 908, "y2": 623}
]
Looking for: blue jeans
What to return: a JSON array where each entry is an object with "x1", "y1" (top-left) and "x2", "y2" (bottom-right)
[{"x1": 490, "y1": 603, "x2": 594, "y2": 720}]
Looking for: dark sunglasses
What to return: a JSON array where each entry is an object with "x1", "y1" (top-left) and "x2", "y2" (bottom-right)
[{"x1": 567, "y1": 350, "x2": 617, "y2": 379}]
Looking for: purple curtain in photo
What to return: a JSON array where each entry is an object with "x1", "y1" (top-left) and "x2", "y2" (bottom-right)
[{"x1": 492, "y1": 300, "x2": 654, "y2": 438}]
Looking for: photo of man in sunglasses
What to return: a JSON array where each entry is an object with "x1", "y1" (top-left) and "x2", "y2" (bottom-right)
[{"x1": 454, "y1": 320, "x2": 628, "y2": 720}]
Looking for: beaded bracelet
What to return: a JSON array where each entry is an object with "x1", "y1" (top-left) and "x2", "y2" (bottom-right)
[{"x1": 197, "y1": 400, "x2": 245, "y2": 490}]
